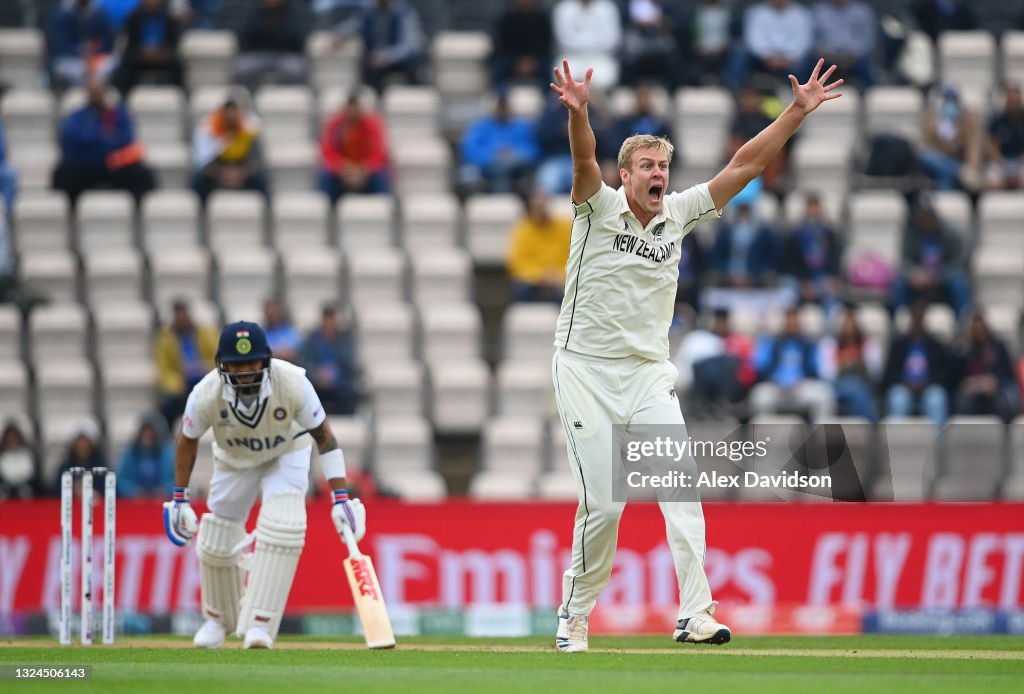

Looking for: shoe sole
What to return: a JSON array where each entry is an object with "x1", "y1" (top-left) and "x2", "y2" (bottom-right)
[{"x1": 674, "y1": 628, "x2": 731, "y2": 645}]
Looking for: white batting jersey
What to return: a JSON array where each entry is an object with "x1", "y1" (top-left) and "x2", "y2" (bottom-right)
[
  {"x1": 182, "y1": 358, "x2": 326, "y2": 470},
  {"x1": 554, "y1": 182, "x2": 720, "y2": 361}
]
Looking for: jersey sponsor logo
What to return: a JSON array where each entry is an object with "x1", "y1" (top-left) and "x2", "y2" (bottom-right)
[
  {"x1": 273, "y1": 407, "x2": 287, "y2": 421},
  {"x1": 224, "y1": 434, "x2": 287, "y2": 452},
  {"x1": 183, "y1": 414, "x2": 193, "y2": 429},
  {"x1": 611, "y1": 233, "x2": 676, "y2": 264},
  {"x1": 573, "y1": 421, "x2": 584, "y2": 430}
]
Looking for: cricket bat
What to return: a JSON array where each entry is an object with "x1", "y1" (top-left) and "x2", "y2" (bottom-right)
[{"x1": 340, "y1": 525, "x2": 396, "y2": 649}]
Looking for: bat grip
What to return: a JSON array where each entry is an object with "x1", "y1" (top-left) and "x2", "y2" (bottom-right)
[{"x1": 340, "y1": 523, "x2": 362, "y2": 558}]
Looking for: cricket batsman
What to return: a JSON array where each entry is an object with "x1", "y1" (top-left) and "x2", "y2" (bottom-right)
[
  {"x1": 549, "y1": 59, "x2": 843, "y2": 651},
  {"x1": 162, "y1": 320, "x2": 365, "y2": 649}
]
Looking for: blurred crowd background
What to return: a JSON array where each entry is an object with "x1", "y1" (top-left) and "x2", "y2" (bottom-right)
[{"x1": 1, "y1": 0, "x2": 1023, "y2": 505}]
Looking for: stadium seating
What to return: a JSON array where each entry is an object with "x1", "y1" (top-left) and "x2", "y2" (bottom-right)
[{"x1": 2, "y1": 4, "x2": 1023, "y2": 503}]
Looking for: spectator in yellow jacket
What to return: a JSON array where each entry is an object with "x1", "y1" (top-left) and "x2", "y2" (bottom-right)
[
  {"x1": 507, "y1": 190, "x2": 572, "y2": 302},
  {"x1": 155, "y1": 299, "x2": 218, "y2": 428}
]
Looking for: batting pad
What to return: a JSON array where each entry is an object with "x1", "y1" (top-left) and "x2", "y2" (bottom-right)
[
  {"x1": 196, "y1": 514, "x2": 247, "y2": 633},
  {"x1": 236, "y1": 490, "x2": 307, "y2": 639}
]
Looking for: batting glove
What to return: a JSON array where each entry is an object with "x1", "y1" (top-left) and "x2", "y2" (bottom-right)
[
  {"x1": 162, "y1": 487, "x2": 199, "y2": 547},
  {"x1": 330, "y1": 490, "x2": 366, "y2": 542}
]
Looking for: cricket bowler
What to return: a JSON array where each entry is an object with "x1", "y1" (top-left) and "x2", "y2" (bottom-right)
[{"x1": 549, "y1": 59, "x2": 844, "y2": 651}]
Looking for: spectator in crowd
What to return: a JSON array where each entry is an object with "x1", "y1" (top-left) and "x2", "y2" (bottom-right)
[
  {"x1": 727, "y1": 0, "x2": 813, "y2": 90},
  {"x1": 890, "y1": 195, "x2": 970, "y2": 318},
  {"x1": 301, "y1": 305, "x2": 360, "y2": 415},
  {"x1": 48, "y1": 0, "x2": 116, "y2": 88},
  {"x1": 55, "y1": 417, "x2": 108, "y2": 496},
  {"x1": 155, "y1": 299, "x2": 218, "y2": 427},
  {"x1": 116, "y1": 413, "x2": 174, "y2": 499},
  {"x1": 491, "y1": 0, "x2": 552, "y2": 88},
  {"x1": 186, "y1": 0, "x2": 221, "y2": 29},
  {"x1": 100, "y1": 0, "x2": 147, "y2": 31},
  {"x1": 676, "y1": 231, "x2": 705, "y2": 312},
  {"x1": 883, "y1": 301, "x2": 950, "y2": 424},
  {"x1": 112, "y1": 0, "x2": 185, "y2": 94},
  {"x1": 918, "y1": 85, "x2": 982, "y2": 191},
  {"x1": 782, "y1": 193, "x2": 842, "y2": 316},
  {"x1": 811, "y1": 0, "x2": 876, "y2": 88},
  {"x1": 191, "y1": 98, "x2": 268, "y2": 203},
  {"x1": 0, "y1": 415, "x2": 38, "y2": 500},
  {"x1": 52, "y1": 75, "x2": 156, "y2": 206},
  {"x1": 506, "y1": 190, "x2": 572, "y2": 303},
  {"x1": 318, "y1": 93, "x2": 390, "y2": 203},
  {"x1": 610, "y1": 85, "x2": 674, "y2": 147},
  {"x1": 335, "y1": 0, "x2": 426, "y2": 94},
  {"x1": 709, "y1": 202, "x2": 780, "y2": 288},
  {"x1": 673, "y1": 309, "x2": 756, "y2": 413},
  {"x1": 234, "y1": 0, "x2": 309, "y2": 92},
  {"x1": 952, "y1": 311, "x2": 1020, "y2": 422},
  {"x1": 750, "y1": 307, "x2": 835, "y2": 421},
  {"x1": 535, "y1": 91, "x2": 612, "y2": 194},
  {"x1": 552, "y1": 0, "x2": 622, "y2": 90},
  {"x1": 0, "y1": 117, "x2": 18, "y2": 217},
  {"x1": 985, "y1": 84, "x2": 1024, "y2": 191},
  {"x1": 620, "y1": 0, "x2": 689, "y2": 90},
  {"x1": 686, "y1": 0, "x2": 737, "y2": 85},
  {"x1": 729, "y1": 87, "x2": 788, "y2": 194},
  {"x1": 262, "y1": 297, "x2": 302, "y2": 364},
  {"x1": 459, "y1": 93, "x2": 540, "y2": 194},
  {"x1": 817, "y1": 307, "x2": 881, "y2": 421},
  {"x1": 910, "y1": 0, "x2": 977, "y2": 42}
]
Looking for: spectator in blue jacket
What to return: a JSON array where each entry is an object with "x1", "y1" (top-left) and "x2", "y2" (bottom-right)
[
  {"x1": 112, "y1": 0, "x2": 185, "y2": 94},
  {"x1": 459, "y1": 93, "x2": 540, "y2": 194},
  {"x1": 883, "y1": 301, "x2": 951, "y2": 425},
  {"x1": 0, "y1": 118, "x2": 18, "y2": 217},
  {"x1": 782, "y1": 193, "x2": 842, "y2": 316},
  {"x1": 48, "y1": 0, "x2": 116, "y2": 88},
  {"x1": 750, "y1": 307, "x2": 836, "y2": 421},
  {"x1": 710, "y1": 202, "x2": 780, "y2": 287},
  {"x1": 52, "y1": 75, "x2": 157, "y2": 206},
  {"x1": 116, "y1": 413, "x2": 175, "y2": 499},
  {"x1": 301, "y1": 305, "x2": 361, "y2": 415},
  {"x1": 335, "y1": 0, "x2": 425, "y2": 94}
]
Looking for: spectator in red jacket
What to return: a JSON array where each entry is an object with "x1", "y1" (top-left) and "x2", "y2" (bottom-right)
[{"x1": 318, "y1": 93, "x2": 391, "y2": 204}]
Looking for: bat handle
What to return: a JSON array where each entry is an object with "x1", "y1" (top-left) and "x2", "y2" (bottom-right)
[{"x1": 340, "y1": 523, "x2": 362, "y2": 558}]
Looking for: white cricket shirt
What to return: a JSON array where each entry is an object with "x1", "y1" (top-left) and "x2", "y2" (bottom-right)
[
  {"x1": 182, "y1": 358, "x2": 326, "y2": 469},
  {"x1": 554, "y1": 182, "x2": 720, "y2": 361}
]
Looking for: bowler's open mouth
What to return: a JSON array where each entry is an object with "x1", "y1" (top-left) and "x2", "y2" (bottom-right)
[{"x1": 648, "y1": 185, "x2": 663, "y2": 204}]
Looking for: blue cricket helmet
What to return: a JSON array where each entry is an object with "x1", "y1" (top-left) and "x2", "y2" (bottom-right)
[{"x1": 216, "y1": 321, "x2": 271, "y2": 364}]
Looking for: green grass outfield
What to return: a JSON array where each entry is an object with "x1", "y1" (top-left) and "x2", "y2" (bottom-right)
[{"x1": 1, "y1": 635, "x2": 1023, "y2": 693}]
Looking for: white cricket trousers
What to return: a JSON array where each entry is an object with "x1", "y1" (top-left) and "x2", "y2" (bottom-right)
[
  {"x1": 552, "y1": 348, "x2": 713, "y2": 621},
  {"x1": 207, "y1": 446, "x2": 312, "y2": 522}
]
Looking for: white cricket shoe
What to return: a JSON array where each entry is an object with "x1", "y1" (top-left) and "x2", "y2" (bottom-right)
[
  {"x1": 555, "y1": 607, "x2": 589, "y2": 653},
  {"x1": 673, "y1": 601, "x2": 731, "y2": 645},
  {"x1": 193, "y1": 619, "x2": 226, "y2": 649},
  {"x1": 243, "y1": 626, "x2": 274, "y2": 649}
]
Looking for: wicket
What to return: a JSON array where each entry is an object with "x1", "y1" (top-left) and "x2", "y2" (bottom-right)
[{"x1": 59, "y1": 466, "x2": 116, "y2": 646}]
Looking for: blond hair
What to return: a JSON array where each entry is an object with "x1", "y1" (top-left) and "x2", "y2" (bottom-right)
[{"x1": 617, "y1": 134, "x2": 674, "y2": 171}]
